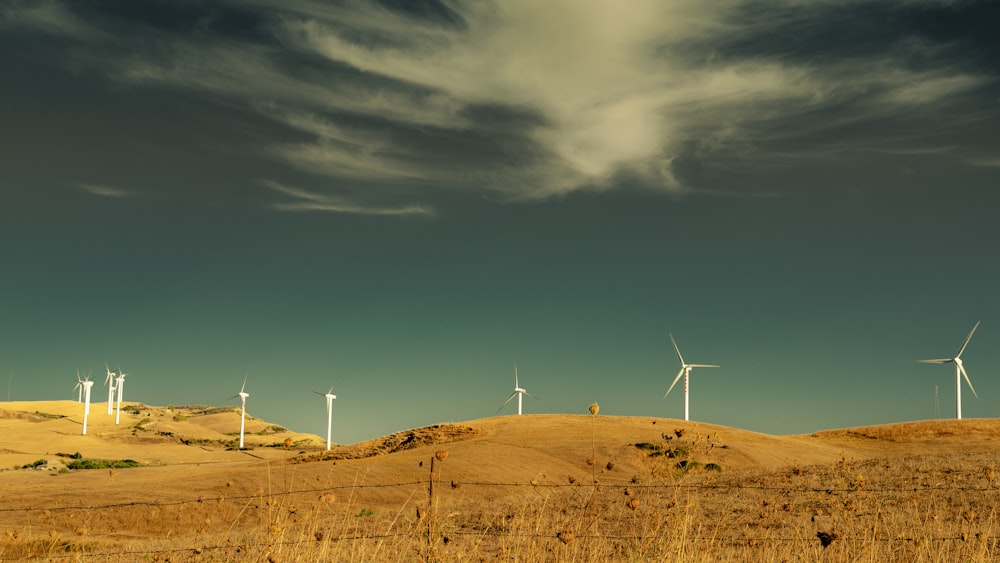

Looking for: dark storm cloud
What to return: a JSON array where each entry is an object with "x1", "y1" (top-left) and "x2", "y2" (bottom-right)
[{"x1": 2, "y1": 0, "x2": 997, "y2": 212}]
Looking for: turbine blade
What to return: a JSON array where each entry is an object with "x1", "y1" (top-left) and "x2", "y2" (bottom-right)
[
  {"x1": 513, "y1": 356, "x2": 519, "y2": 389},
  {"x1": 669, "y1": 333, "x2": 685, "y2": 366},
  {"x1": 956, "y1": 320, "x2": 981, "y2": 358},
  {"x1": 523, "y1": 390, "x2": 536, "y2": 399},
  {"x1": 240, "y1": 374, "x2": 248, "y2": 393},
  {"x1": 663, "y1": 369, "x2": 685, "y2": 400},
  {"x1": 959, "y1": 364, "x2": 978, "y2": 399},
  {"x1": 496, "y1": 392, "x2": 518, "y2": 413},
  {"x1": 917, "y1": 359, "x2": 953, "y2": 364},
  {"x1": 689, "y1": 364, "x2": 720, "y2": 368}
]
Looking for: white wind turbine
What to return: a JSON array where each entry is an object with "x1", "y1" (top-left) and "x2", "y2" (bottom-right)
[
  {"x1": 74, "y1": 371, "x2": 84, "y2": 402},
  {"x1": 918, "y1": 321, "x2": 980, "y2": 420},
  {"x1": 663, "y1": 332, "x2": 719, "y2": 421},
  {"x1": 313, "y1": 384, "x2": 337, "y2": 451},
  {"x1": 499, "y1": 357, "x2": 534, "y2": 415},
  {"x1": 230, "y1": 376, "x2": 250, "y2": 449},
  {"x1": 104, "y1": 362, "x2": 117, "y2": 415},
  {"x1": 81, "y1": 376, "x2": 94, "y2": 435},
  {"x1": 114, "y1": 367, "x2": 128, "y2": 425}
]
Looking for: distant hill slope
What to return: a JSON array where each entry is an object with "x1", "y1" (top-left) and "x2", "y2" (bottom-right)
[
  {"x1": 3, "y1": 401, "x2": 1000, "y2": 522},
  {"x1": 4, "y1": 400, "x2": 998, "y2": 481},
  {"x1": 0, "y1": 400, "x2": 324, "y2": 469}
]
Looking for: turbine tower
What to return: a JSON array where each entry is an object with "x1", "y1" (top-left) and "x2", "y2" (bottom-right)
[
  {"x1": 500, "y1": 357, "x2": 534, "y2": 415},
  {"x1": 314, "y1": 384, "x2": 337, "y2": 451},
  {"x1": 663, "y1": 332, "x2": 719, "y2": 421},
  {"x1": 230, "y1": 376, "x2": 249, "y2": 449},
  {"x1": 104, "y1": 362, "x2": 117, "y2": 415},
  {"x1": 81, "y1": 377, "x2": 94, "y2": 435},
  {"x1": 918, "y1": 321, "x2": 980, "y2": 420},
  {"x1": 114, "y1": 367, "x2": 128, "y2": 425}
]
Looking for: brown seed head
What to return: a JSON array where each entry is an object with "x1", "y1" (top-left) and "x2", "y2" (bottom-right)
[
  {"x1": 589, "y1": 402, "x2": 599, "y2": 415},
  {"x1": 435, "y1": 450, "x2": 449, "y2": 462}
]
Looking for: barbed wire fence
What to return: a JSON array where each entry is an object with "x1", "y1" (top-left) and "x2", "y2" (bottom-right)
[{"x1": 1, "y1": 476, "x2": 998, "y2": 561}]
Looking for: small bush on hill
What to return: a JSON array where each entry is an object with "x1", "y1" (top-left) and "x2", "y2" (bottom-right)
[{"x1": 66, "y1": 458, "x2": 141, "y2": 470}]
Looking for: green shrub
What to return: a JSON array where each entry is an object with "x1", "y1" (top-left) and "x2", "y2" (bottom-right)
[
  {"x1": 257, "y1": 425, "x2": 287, "y2": 436},
  {"x1": 66, "y1": 458, "x2": 141, "y2": 470}
]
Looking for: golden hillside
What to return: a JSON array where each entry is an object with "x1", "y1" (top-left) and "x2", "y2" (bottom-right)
[{"x1": 2, "y1": 401, "x2": 998, "y2": 561}]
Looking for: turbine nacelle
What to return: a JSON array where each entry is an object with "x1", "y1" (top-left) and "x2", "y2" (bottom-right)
[{"x1": 313, "y1": 385, "x2": 337, "y2": 401}]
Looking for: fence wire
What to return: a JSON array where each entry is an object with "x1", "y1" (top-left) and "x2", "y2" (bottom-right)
[{"x1": 2, "y1": 478, "x2": 998, "y2": 561}]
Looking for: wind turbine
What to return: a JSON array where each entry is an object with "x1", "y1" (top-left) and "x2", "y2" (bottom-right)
[
  {"x1": 74, "y1": 371, "x2": 84, "y2": 402},
  {"x1": 104, "y1": 362, "x2": 117, "y2": 415},
  {"x1": 663, "y1": 332, "x2": 719, "y2": 421},
  {"x1": 313, "y1": 384, "x2": 337, "y2": 451},
  {"x1": 499, "y1": 357, "x2": 534, "y2": 415},
  {"x1": 81, "y1": 376, "x2": 94, "y2": 435},
  {"x1": 114, "y1": 367, "x2": 128, "y2": 425},
  {"x1": 230, "y1": 376, "x2": 249, "y2": 449},
  {"x1": 918, "y1": 321, "x2": 980, "y2": 420}
]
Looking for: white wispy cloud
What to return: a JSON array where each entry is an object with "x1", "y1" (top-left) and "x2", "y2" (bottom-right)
[
  {"x1": 261, "y1": 180, "x2": 434, "y2": 216},
  {"x1": 39, "y1": 0, "x2": 997, "y2": 205},
  {"x1": 79, "y1": 184, "x2": 131, "y2": 198},
  {"x1": 257, "y1": 104, "x2": 432, "y2": 181},
  {"x1": 968, "y1": 157, "x2": 1000, "y2": 168},
  {"x1": 0, "y1": 0, "x2": 102, "y2": 39},
  {"x1": 265, "y1": 0, "x2": 990, "y2": 196}
]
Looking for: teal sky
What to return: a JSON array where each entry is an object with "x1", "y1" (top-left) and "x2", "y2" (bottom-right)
[{"x1": 2, "y1": 0, "x2": 999, "y2": 444}]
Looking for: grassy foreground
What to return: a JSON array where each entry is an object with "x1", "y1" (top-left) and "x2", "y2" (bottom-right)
[{"x1": 2, "y1": 419, "x2": 998, "y2": 562}]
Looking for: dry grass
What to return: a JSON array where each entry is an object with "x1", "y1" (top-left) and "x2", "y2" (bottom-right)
[{"x1": 2, "y1": 403, "x2": 999, "y2": 561}]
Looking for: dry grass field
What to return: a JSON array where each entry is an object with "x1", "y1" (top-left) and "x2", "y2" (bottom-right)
[{"x1": 2, "y1": 401, "x2": 999, "y2": 561}]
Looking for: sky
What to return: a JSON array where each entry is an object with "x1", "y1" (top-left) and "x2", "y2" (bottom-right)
[{"x1": 2, "y1": 0, "x2": 999, "y2": 445}]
